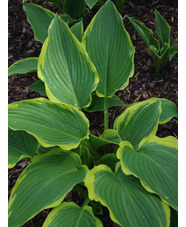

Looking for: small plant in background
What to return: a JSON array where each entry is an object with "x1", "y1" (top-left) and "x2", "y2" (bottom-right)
[
  {"x1": 128, "y1": 10, "x2": 178, "y2": 74},
  {"x1": 8, "y1": 1, "x2": 178, "y2": 226}
]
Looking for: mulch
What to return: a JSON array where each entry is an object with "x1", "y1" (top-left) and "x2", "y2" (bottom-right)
[{"x1": 8, "y1": 0, "x2": 178, "y2": 226}]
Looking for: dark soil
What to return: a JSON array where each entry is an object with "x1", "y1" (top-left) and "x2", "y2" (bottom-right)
[{"x1": 8, "y1": 0, "x2": 178, "y2": 226}]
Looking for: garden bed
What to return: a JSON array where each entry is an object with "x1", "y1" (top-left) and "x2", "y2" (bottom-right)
[{"x1": 8, "y1": 0, "x2": 178, "y2": 226}]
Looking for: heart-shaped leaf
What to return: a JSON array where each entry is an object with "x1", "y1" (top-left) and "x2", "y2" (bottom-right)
[
  {"x1": 8, "y1": 148, "x2": 88, "y2": 227},
  {"x1": 85, "y1": 164, "x2": 170, "y2": 227},
  {"x1": 8, "y1": 98, "x2": 89, "y2": 150},
  {"x1": 117, "y1": 135, "x2": 178, "y2": 210},
  {"x1": 43, "y1": 202, "x2": 103, "y2": 226},
  {"x1": 114, "y1": 98, "x2": 161, "y2": 148}
]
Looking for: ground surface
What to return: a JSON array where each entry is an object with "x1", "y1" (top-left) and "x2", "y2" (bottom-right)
[{"x1": 8, "y1": 0, "x2": 178, "y2": 226}]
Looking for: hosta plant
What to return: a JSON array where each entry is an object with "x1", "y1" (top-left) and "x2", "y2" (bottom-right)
[
  {"x1": 128, "y1": 10, "x2": 178, "y2": 74},
  {"x1": 8, "y1": 1, "x2": 178, "y2": 226}
]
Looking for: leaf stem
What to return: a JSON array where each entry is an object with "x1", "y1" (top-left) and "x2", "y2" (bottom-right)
[
  {"x1": 82, "y1": 197, "x2": 90, "y2": 207},
  {"x1": 104, "y1": 97, "x2": 109, "y2": 130},
  {"x1": 104, "y1": 97, "x2": 109, "y2": 153}
]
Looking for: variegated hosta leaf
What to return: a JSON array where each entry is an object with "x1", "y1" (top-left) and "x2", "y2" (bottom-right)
[
  {"x1": 83, "y1": 0, "x2": 135, "y2": 97},
  {"x1": 8, "y1": 57, "x2": 38, "y2": 77},
  {"x1": 114, "y1": 98, "x2": 161, "y2": 148},
  {"x1": 23, "y1": 3, "x2": 55, "y2": 43},
  {"x1": 8, "y1": 148, "x2": 88, "y2": 227},
  {"x1": 8, "y1": 98, "x2": 89, "y2": 150},
  {"x1": 38, "y1": 15, "x2": 99, "y2": 109},
  {"x1": 155, "y1": 10, "x2": 171, "y2": 46},
  {"x1": 85, "y1": 164, "x2": 170, "y2": 227},
  {"x1": 117, "y1": 135, "x2": 178, "y2": 210},
  {"x1": 159, "y1": 98, "x2": 178, "y2": 124},
  {"x1": 43, "y1": 202, "x2": 103, "y2": 227},
  {"x1": 8, "y1": 128, "x2": 39, "y2": 168}
]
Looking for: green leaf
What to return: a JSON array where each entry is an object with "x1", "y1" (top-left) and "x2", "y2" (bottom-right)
[
  {"x1": 117, "y1": 135, "x2": 178, "y2": 210},
  {"x1": 149, "y1": 44, "x2": 170, "y2": 74},
  {"x1": 159, "y1": 98, "x2": 178, "y2": 124},
  {"x1": 43, "y1": 202, "x2": 103, "y2": 226},
  {"x1": 84, "y1": 93, "x2": 124, "y2": 112},
  {"x1": 8, "y1": 148, "x2": 88, "y2": 227},
  {"x1": 23, "y1": 3, "x2": 55, "y2": 43},
  {"x1": 114, "y1": 98, "x2": 161, "y2": 148},
  {"x1": 8, "y1": 98, "x2": 89, "y2": 150},
  {"x1": 8, "y1": 58, "x2": 38, "y2": 77},
  {"x1": 70, "y1": 20, "x2": 84, "y2": 42},
  {"x1": 28, "y1": 79, "x2": 47, "y2": 97},
  {"x1": 169, "y1": 44, "x2": 178, "y2": 61},
  {"x1": 63, "y1": 0, "x2": 85, "y2": 19},
  {"x1": 85, "y1": 164, "x2": 170, "y2": 227},
  {"x1": 83, "y1": 0, "x2": 135, "y2": 97},
  {"x1": 85, "y1": 0, "x2": 99, "y2": 9},
  {"x1": 155, "y1": 10, "x2": 171, "y2": 46},
  {"x1": 8, "y1": 128, "x2": 39, "y2": 168},
  {"x1": 38, "y1": 15, "x2": 99, "y2": 109},
  {"x1": 128, "y1": 16, "x2": 160, "y2": 51}
]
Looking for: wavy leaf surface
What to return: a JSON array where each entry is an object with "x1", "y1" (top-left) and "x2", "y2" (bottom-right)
[
  {"x1": 43, "y1": 202, "x2": 103, "y2": 227},
  {"x1": 117, "y1": 135, "x2": 178, "y2": 209},
  {"x1": 38, "y1": 15, "x2": 99, "y2": 109},
  {"x1": 83, "y1": 0, "x2": 134, "y2": 97},
  {"x1": 85, "y1": 164, "x2": 170, "y2": 227},
  {"x1": 8, "y1": 149, "x2": 88, "y2": 227},
  {"x1": 8, "y1": 98, "x2": 89, "y2": 150},
  {"x1": 114, "y1": 98, "x2": 161, "y2": 148}
]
